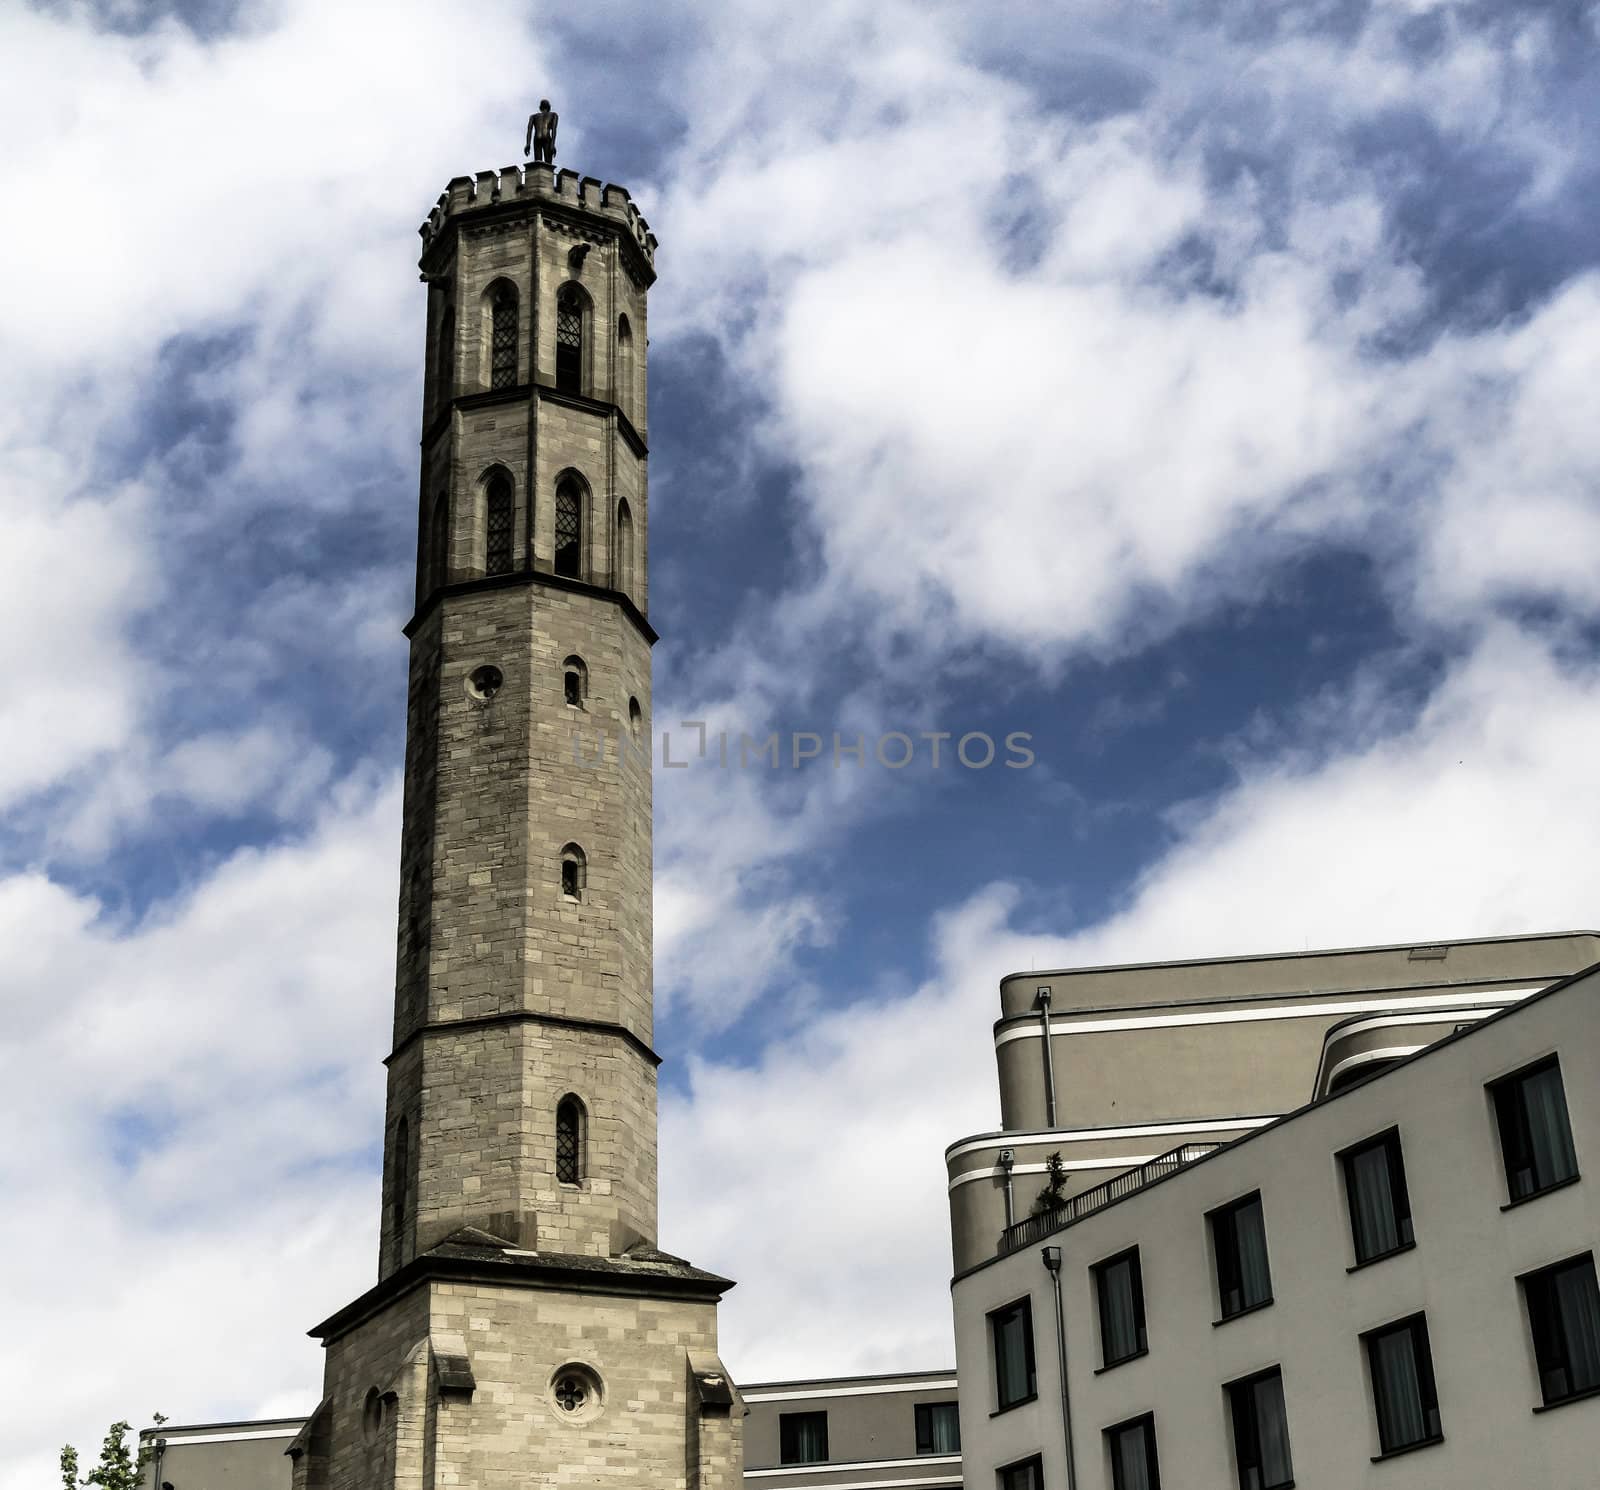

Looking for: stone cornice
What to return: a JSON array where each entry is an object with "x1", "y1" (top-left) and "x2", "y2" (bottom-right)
[
  {"x1": 386, "y1": 1008, "x2": 662, "y2": 1070},
  {"x1": 404, "y1": 569, "x2": 658, "y2": 646}
]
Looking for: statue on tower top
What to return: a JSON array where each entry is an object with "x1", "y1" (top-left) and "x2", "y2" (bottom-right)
[{"x1": 525, "y1": 99, "x2": 558, "y2": 166}]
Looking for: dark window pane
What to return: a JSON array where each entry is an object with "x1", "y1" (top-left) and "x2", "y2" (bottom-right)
[
  {"x1": 914, "y1": 1402, "x2": 960, "y2": 1455},
  {"x1": 491, "y1": 288, "x2": 518, "y2": 390},
  {"x1": 564, "y1": 670, "x2": 581, "y2": 706},
  {"x1": 1342, "y1": 1130, "x2": 1413, "y2": 1264},
  {"x1": 556, "y1": 286, "x2": 583, "y2": 394},
  {"x1": 1228, "y1": 1369, "x2": 1293, "y2": 1490},
  {"x1": 555, "y1": 1098, "x2": 580, "y2": 1184},
  {"x1": 555, "y1": 482, "x2": 582, "y2": 578},
  {"x1": 999, "y1": 1456, "x2": 1042, "y2": 1490},
  {"x1": 561, "y1": 859, "x2": 580, "y2": 899},
  {"x1": 991, "y1": 1299, "x2": 1036, "y2": 1409},
  {"x1": 1213, "y1": 1194, "x2": 1273, "y2": 1318},
  {"x1": 1525, "y1": 1254, "x2": 1600, "y2": 1405},
  {"x1": 779, "y1": 1412, "x2": 828, "y2": 1465},
  {"x1": 1365, "y1": 1316, "x2": 1441, "y2": 1453},
  {"x1": 485, "y1": 477, "x2": 514, "y2": 576},
  {"x1": 1494, "y1": 1059, "x2": 1579, "y2": 1202},
  {"x1": 1095, "y1": 1249, "x2": 1148, "y2": 1365},
  {"x1": 1108, "y1": 1415, "x2": 1160, "y2": 1490}
]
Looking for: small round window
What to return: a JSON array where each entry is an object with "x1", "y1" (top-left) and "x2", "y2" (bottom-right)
[
  {"x1": 466, "y1": 664, "x2": 504, "y2": 702},
  {"x1": 548, "y1": 1362, "x2": 604, "y2": 1423}
]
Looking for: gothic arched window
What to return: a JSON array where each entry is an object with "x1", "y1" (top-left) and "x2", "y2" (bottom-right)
[
  {"x1": 429, "y1": 493, "x2": 450, "y2": 592},
  {"x1": 490, "y1": 282, "x2": 519, "y2": 390},
  {"x1": 556, "y1": 1095, "x2": 584, "y2": 1184},
  {"x1": 614, "y1": 499, "x2": 635, "y2": 598},
  {"x1": 555, "y1": 478, "x2": 583, "y2": 579},
  {"x1": 556, "y1": 284, "x2": 584, "y2": 394},
  {"x1": 560, "y1": 842, "x2": 586, "y2": 901},
  {"x1": 485, "y1": 473, "x2": 514, "y2": 577},
  {"x1": 616, "y1": 313, "x2": 634, "y2": 415},
  {"x1": 562, "y1": 654, "x2": 587, "y2": 708}
]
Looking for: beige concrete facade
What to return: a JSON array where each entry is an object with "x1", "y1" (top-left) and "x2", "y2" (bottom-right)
[
  {"x1": 144, "y1": 1371, "x2": 961, "y2": 1490},
  {"x1": 947, "y1": 932, "x2": 1600, "y2": 1272},
  {"x1": 953, "y1": 957, "x2": 1600, "y2": 1488}
]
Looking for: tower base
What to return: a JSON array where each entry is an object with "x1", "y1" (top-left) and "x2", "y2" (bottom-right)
[{"x1": 292, "y1": 1228, "x2": 741, "y2": 1490}]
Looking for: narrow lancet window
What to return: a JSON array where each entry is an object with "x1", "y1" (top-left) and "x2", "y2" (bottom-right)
[
  {"x1": 485, "y1": 474, "x2": 514, "y2": 577},
  {"x1": 490, "y1": 284, "x2": 518, "y2": 389},
  {"x1": 615, "y1": 499, "x2": 634, "y2": 597},
  {"x1": 556, "y1": 1096, "x2": 583, "y2": 1184},
  {"x1": 560, "y1": 843, "x2": 586, "y2": 900},
  {"x1": 556, "y1": 285, "x2": 583, "y2": 394},
  {"x1": 555, "y1": 479, "x2": 583, "y2": 578}
]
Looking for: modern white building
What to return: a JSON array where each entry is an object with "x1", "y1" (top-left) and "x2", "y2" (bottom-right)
[{"x1": 949, "y1": 941, "x2": 1600, "y2": 1489}]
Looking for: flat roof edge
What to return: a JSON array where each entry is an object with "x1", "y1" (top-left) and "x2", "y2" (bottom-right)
[
  {"x1": 999, "y1": 929, "x2": 1600, "y2": 987},
  {"x1": 737, "y1": 1366, "x2": 958, "y2": 1391}
]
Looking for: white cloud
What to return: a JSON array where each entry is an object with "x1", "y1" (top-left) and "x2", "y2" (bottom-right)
[
  {"x1": 0, "y1": 776, "x2": 398, "y2": 1490},
  {"x1": 664, "y1": 625, "x2": 1600, "y2": 1382}
]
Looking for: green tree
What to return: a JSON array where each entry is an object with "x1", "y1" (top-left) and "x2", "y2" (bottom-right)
[
  {"x1": 1030, "y1": 1150, "x2": 1070, "y2": 1215},
  {"x1": 61, "y1": 1416, "x2": 166, "y2": 1490}
]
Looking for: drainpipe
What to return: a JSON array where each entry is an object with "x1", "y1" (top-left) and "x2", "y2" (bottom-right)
[
  {"x1": 1035, "y1": 986, "x2": 1057, "y2": 1130},
  {"x1": 999, "y1": 1148, "x2": 1016, "y2": 1229},
  {"x1": 1041, "y1": 1246, "x2": 1078, "y2": 1490},
  {"x1": 148, "y1": 1437, "x2": 167, "y2": 1490}
]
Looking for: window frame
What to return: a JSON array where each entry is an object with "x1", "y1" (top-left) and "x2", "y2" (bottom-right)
[
  {"x1": 1490, "y1": 1055, "x2": 1580, "y2": 1206},
  {"x1": 554, "y1": 477, "x2": 584, "y2": 579},
  {"x1": 1520, "y1": 1251, "x2": 1600, "y2": 1409},
  {"x1": 778, "y1": 1410, "x2": 829, "y2": 1466},
  {"x1": 996, "y1": 1454, "x2": 1043, "y2": 1490},
  {"x1": 1209, "y1": 1191, "x2": 1274, "y2": 1323},
  {"x1": 1361, "y1": 1312, "x2": 1443, "y2": 1458},
  {"x1": 555, "y1": 1095, "x2": 584, "y2": 1186},
  {"x1": 1224, "y1": 1365, "x2": 1294, "y2": 1490},
  {"x1": 989, "y1": 1297, "x2": 1038, "y2": 1413},
  {"x1": 1092, "y1": 1246, "x2": 1149, "y2": 1369},
  {"x1": 913, "y1": 1401, "x2": 961, "y2": 1456},
  {"x1": 1105, "y1": 1412, "x2": 1161, "y2": 1490},
  {"x1": 1338, "y1": 1127, "x2": 1415, "y2": 1269},
  {"x1": 484, "y1": 472, "x2": 515, "y2": 578}
]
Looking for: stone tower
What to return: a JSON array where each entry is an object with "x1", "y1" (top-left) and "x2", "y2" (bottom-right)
[{"x1": 288, "y1": 154, "x2": 742, "y2": 1490}]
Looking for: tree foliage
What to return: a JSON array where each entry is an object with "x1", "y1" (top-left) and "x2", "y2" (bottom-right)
[
  {"x1": 1030, "y1": 1150, "x2": 1070, "y2": 1215},
  {"x1": 61, "y1": 1416, "x2": 167, "y2": 1490}
]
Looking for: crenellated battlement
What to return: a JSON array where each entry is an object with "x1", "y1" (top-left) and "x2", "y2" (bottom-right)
[{"x1": 419, "y1": 163, "x2": 657, "y2": 268}]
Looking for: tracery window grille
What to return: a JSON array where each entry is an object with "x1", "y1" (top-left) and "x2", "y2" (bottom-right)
[
  {"x1": 490, "y1": 287, "x2": 518, "y2": 389},
  {"x1": 556, "y1": 285, "x2": 583, "y2": 393},
  {"x1": 556, "y1": 1097, "x2": 582, "y2": 1183},
  {"x1": 555, "y1": 480, "x2": 582, "y2": 578},
  {"x1": 485, "y1": 476, "x2": 514, "y2": 576},
  {"x1": 555, "y1": 1374, "x2": 586, "y2": 1411}
]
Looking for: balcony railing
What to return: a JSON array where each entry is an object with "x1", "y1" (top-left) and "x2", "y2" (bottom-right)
[{"x1": 997, "y1": 1142, "x2": 1223, "y2": 1256}]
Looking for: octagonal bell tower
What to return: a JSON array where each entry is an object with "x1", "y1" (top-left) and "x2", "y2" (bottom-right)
[{"x1": 289, "y1": 149, "x2": 741, "y2": 1490}]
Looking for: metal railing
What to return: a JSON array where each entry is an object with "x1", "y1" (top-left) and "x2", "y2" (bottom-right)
[{"x1": 997, "y1": 1142, "x2": 1223, "y2": 1255}]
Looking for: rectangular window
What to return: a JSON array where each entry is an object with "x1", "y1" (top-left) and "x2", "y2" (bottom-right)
[
  {"x1": 997, "y1": 1454, "x2": 1042, "y2": 1490},
  {"x1": 1226, "y1": 1367, "x2": 1293, "y2": 1490},
  {"x1": 990, "y1": 1298, "x2": 1037, "y2": 1411},
  {"x1": 1340, "y1": 1128, "x2": 1414, "y2": 1265},
  {"x1": 1522, "y1": 1253, "x2": 1600, "y2": 1406},
  {"x1": 1106, "y1": 1413, "x2": 1161, "y2": 1490},
  {"x1": 1093, "y1": 1247, "x2": 1148, "y2": 1367},
  {"x1": 778, "y1": 1411, "x2": 828, "y2": 1465},
  {"x1": 1492, "y1": 1057, "x2": 1579, "y2": 1203},
  {"x1": 1363, "y1": 1314, "x2": 1442, "y2": 1455},
  {"x1": 1210, "y1": 1192, "x2": 1273, "y2": 1319},
  {"x1": 914, "y1": 1402, "x2": 961, "y2": 1455}
]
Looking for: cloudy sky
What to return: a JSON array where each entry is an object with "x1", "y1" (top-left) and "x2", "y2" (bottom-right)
[{"x1": 5, "y1": 0, "x2": 1600, "y2": 1478}]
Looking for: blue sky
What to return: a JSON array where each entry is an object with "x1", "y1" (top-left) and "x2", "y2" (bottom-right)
[{"x1": 4, "y1": 0, "x2": 1600, "y2": 1479}]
